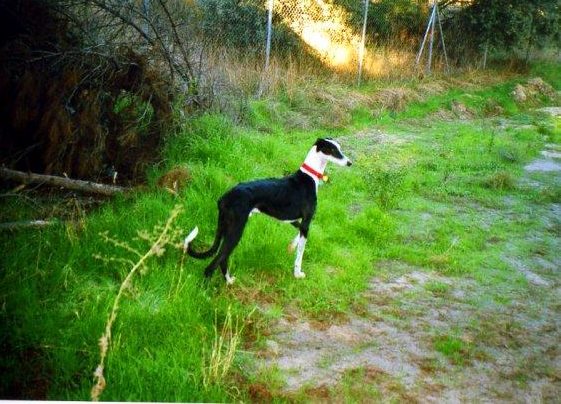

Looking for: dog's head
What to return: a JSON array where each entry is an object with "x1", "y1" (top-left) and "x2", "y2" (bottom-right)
[{"x1": 315, "y1": 138, "x2": 352, "y2": 167}]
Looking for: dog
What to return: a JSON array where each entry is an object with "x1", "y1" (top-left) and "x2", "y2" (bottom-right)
[{"x1": 183, "y1": 138, "x2": 352, "y2": 284}]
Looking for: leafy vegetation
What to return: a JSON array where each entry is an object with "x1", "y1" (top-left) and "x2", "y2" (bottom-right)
[{"x1": 449, "y1": 0, "x2": 561, "y2": 60}]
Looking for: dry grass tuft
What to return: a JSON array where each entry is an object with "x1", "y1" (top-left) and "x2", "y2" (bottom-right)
[
  {"x1": 451, "y1": 101, "x2": 476, "y2": 120},
  {"x1": 156, "y1": 167, "x2": 192, "y2": 196},
  {"x1": 373, "y1": 87, "x2": 422, "y2": 112},
  {"x1": 416, "y1": 80, "x2": 449, "y2": 96},
  {"x1": 513, "y1": 77, "x2": 559, "y2": 104},
  {"x1": 483, "y1": 171, "x2": 516, "y2": 190},
  {"x1": 427, "y1": 254, "x2": 452, "y2": 268},
  {"x1": 202, "y1": 305, "x2": 255, "y2": 390}
]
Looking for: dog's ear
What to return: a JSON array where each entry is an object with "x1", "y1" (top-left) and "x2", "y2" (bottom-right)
[
  {"x1": 315, "y1": 138, "x2": 330, "y2": 147},
  {"x1": 315, "y1": 138, "x2": 332, "y2": 155}
]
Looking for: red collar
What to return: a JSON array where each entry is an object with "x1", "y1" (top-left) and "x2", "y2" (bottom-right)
[{"x1": 300, "y1": 163, "x2": 326, "y2": 181}]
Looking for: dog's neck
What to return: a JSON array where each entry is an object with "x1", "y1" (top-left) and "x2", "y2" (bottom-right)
[{"x1": 299, "y1": 146, "x2": 327, "y2": 185}]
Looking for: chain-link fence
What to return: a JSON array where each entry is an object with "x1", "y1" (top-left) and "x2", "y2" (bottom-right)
[
  {"x1": 194, "y1": 0, "x2": 561, "y2": 85},
  {"x1": 192, "y1": 0, "x2": 451, "y2": 87}
]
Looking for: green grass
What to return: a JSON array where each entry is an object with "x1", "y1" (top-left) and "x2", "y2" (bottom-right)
[
  {"x1": 531, "y1": 61, "x2": 561, "y2": 89},
  {"x1": 433, "y1": 334, "x2": 473, "y2": 366},
  {"x1": 1, "y1": 61, "x2": 560, "y2": 401}
]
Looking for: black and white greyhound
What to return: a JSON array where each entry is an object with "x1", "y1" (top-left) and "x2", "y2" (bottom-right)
[{"x1": 183, "y1": 138, "x2": 352, "y2": 284}]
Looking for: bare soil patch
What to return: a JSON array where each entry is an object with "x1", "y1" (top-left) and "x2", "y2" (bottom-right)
[
  {"x1": 254, "y1": 258, "x2": 561, "y2": 401},
  {"x1": 537, "y1": 107, "x2": 561, "y2": 117}
]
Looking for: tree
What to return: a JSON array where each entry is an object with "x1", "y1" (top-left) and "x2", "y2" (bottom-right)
[{"x1": 448, "y1": 0, "x2": 561, "y2": 61}]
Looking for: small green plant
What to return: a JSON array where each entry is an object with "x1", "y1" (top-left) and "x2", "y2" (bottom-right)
[
  {"x1": 113, "y1": 92, "x2": 155, "y2": 136},
  {"x1": 487, "y1": 129, "x2": 497, "y2": 151},
  {"x1": 362, "y1": 163, "x2": 407, "y2": 209},
  {"x1": 433, "y1": 334, "x2": 472, "y2": 365},
  {"x1": 427, "y1": 237, "x2": 460, "y2": 270},
  {"x1": 497, "y1": 147, "x2": 520, "y2": 163},
  {"x1": 537, "y1": 186, "x2": 561, "y2": 204},
  {"x1": 483, "y1": 170, "x2": 516, "y2": 190},
  {"x1": 424, "y1": 281, "x2": 450, "y2": 296}
]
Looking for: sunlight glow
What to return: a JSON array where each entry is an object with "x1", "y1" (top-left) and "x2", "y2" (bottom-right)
[
  {"x1": 275, "y1": 0, "x2": 413, "y2": 77},
  {"x1": 278, "y1": 0, "x2": 358, "y2": 70},
  {"x1": 275, "y1": 0, "x2": 411, "y2": 76}
]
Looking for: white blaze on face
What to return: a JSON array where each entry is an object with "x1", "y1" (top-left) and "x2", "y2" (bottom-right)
[
  {"x1": 323, "y1": 138, "x2": 351, "y2": 166},
  {"x1": 325, "y1": 138, "x2": 342, "y2": 149}
]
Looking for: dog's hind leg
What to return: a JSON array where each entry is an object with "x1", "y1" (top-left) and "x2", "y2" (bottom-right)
[
  {"x1": 204, "y1": 214, "x2": 247, "y2": 283},
  {"x1": 220, "y1": 259, "x2": 236, "y2": 285},
  {"x1": 203, "y1": 254, "x2": 222, "y2": 279}
]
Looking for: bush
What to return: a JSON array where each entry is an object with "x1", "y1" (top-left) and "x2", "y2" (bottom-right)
[
  {"x1": 362, "y1": 162, "x2": 408, "y2": 210},
  {"x1": 0, "y1": 0, "x2": 195, "y2": 183}
]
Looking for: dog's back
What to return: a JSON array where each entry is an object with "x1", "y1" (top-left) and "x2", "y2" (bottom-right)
[{"x1": 220, "y1": 172, "x2": 316, "y2": 222}]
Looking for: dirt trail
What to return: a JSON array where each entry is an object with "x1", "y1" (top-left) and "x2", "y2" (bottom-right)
[
  {"x1": 251, "y1": 112, "x2": 561, "y2": 402},
  {"x1": 259, "y1": 261, "x2": 560, "y2": 401}
]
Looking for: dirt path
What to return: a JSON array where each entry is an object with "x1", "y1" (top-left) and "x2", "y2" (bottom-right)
[
  {"x1": 258, "y1": 260, "x2": 560, "y2": 401},
  {"x1": 250, "y1": 113, "x2": 561, "y2": 402}
]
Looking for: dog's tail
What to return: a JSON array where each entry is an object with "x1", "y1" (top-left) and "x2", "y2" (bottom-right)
[{"x1": 183, "y1": 221, "x2": 223, "y2": 259}]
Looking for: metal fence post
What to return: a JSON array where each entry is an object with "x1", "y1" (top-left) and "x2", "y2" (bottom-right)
[
  {"x1": 415, "y1": 4, "x2": 435, "y2": 67},
  {"x1": 436, "y1": 3, "x2": 450, "y2": 72},
  {"x1": 257, "y1": 0, "x2": 274, "y2": 98},
  {"x1": 357, "y1": 0, "x2": 369, "y2": 85},
  {"x1": 264, "y1": 0, "x2": 274, "y2": 71},
  {"x1": 427, "y1": 2, "x2": 437, "y2": 72}
]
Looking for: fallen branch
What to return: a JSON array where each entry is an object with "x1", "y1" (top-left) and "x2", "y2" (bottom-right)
[
  {"x1": 0, "y1": 167, "x2": 126, "y2": 196},
  {"x1": 0, "y1": 219, "x2": 56, "y2": 231}
]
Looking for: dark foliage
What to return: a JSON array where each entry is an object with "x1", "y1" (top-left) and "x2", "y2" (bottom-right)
[
  {"x1": 0, "y1": 0, "x2": 193, "y2": 184},
  {"x1": 443, "y1": 0, "x2": 561, "y2": 62}
]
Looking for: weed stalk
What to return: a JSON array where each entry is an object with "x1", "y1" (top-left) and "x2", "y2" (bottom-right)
[{"x1": 91, "y1": 205, "x2": 183, "y2": 401}]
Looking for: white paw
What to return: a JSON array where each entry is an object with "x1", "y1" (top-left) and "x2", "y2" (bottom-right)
[
  {"x1": 226, "y1": 276, "x2": 236, "y2": 285},
  {"x1": 294, "y1": 271, "x2": 306, "y2": 279},
  {"x1": 183, "y1": 226, "x2": 199, "y2": 251}
]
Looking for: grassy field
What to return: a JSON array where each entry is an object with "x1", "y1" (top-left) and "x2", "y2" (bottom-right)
[{"x1": 1, "y1": 61, "x2": 560, "y2": 401}]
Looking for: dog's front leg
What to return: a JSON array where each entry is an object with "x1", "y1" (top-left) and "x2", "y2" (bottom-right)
[
  {"x1": 288, "y1": 221, "x2": 301, "y2": 253},
  {"x1": 288, "y1": 233, "x2": 299, "y2": 253},
  {"x1": 293, "y1": 234, "x2": 307, "y2": 278},
  {"x1": 292, "y1": 215, "x2": 312, "y2": 279}
]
